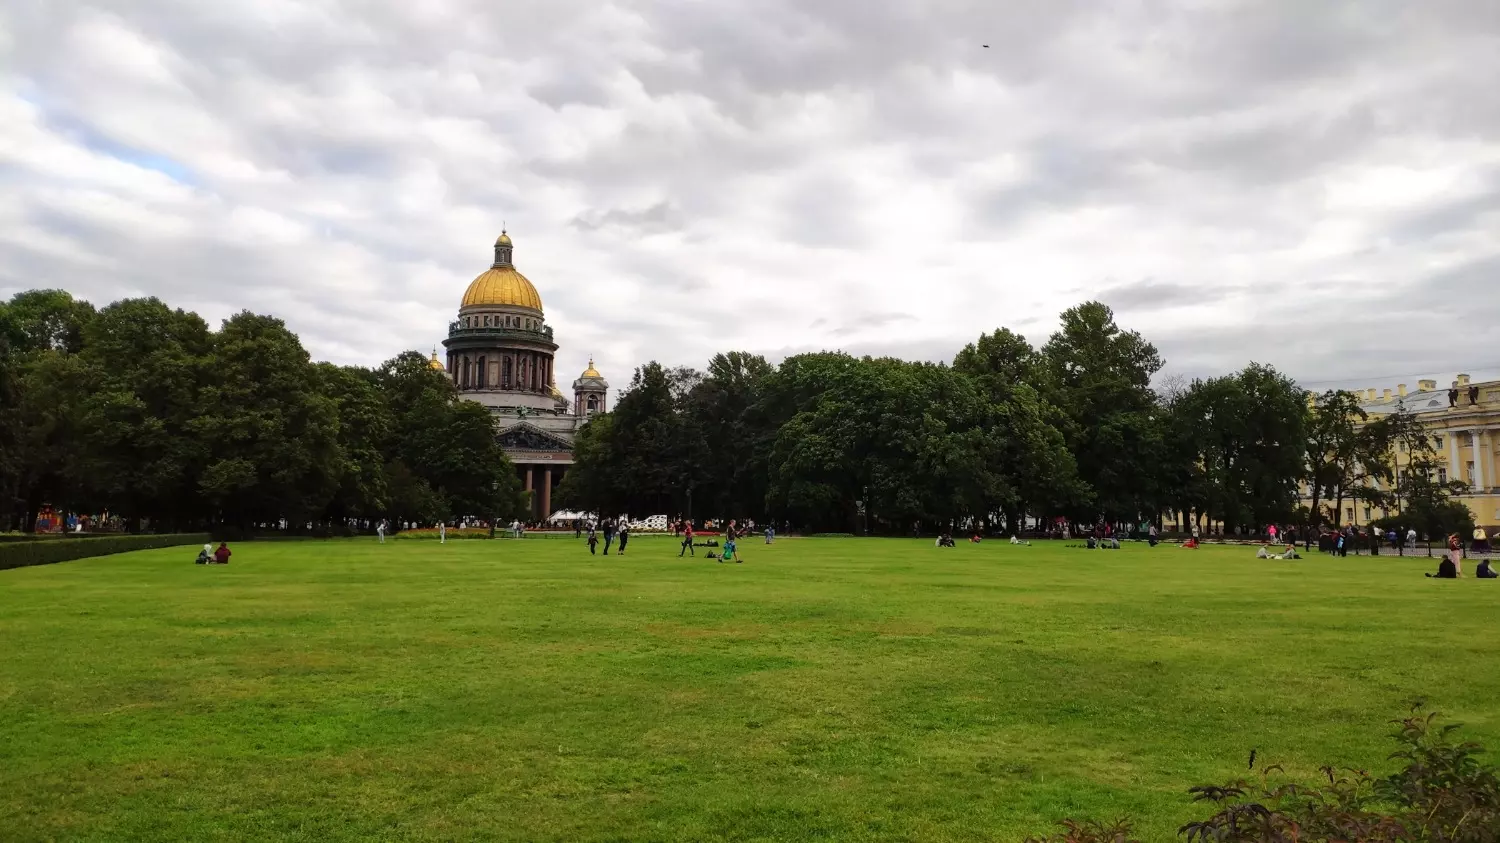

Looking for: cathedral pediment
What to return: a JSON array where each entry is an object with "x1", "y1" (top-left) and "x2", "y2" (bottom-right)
[{"x1": 497, "y1": 422, "x2": 573, "y2": 452}]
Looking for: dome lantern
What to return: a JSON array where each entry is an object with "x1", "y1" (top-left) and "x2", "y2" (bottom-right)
[{"x1": 494, "y1": 228, "x2": 513, "y2": 267}]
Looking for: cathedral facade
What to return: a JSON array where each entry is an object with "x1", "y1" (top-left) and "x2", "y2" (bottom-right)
[{"x1": 434, "y1": 231, "x2": 608, "y2": 519}]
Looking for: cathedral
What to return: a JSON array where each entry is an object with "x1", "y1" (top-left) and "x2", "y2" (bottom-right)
[{"x1": 431, "y1": 230, "x2": 608, "y2": 519}]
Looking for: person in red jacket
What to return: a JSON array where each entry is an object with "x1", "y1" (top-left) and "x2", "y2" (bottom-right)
[
  {"x1": 213, "y1": 542, "x2": 232, "y2": 564},
  {"x1": 678, "y1": 523, "x2": 695, "y2": 557}
]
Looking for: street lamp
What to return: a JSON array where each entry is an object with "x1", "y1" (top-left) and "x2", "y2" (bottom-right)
[
  {"x1": 488, "y1": 479, "x2": 498, "y2": 540},
  {"x1": 863, "y1": 485, "x2": 870, "y2": 537}
]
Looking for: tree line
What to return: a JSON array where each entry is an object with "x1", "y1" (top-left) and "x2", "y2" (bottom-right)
[
  {"x1": 559, "y1": 301, "x2": 1473, "y2": 537},
  {"x1": 0, "y1": 290, "x2": 525, "y2": 534}
]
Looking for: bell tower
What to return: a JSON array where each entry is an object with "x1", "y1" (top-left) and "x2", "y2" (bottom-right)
[{"x1": 572, "y1": 358, "x2": 609, "y2": 417}]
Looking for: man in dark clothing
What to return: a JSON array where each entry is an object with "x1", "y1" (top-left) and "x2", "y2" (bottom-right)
[
  {"x1": 1427, "y1": 558, "x2": 1458, "y2": 578},
  {"x1": 587, "y1": 526, "x2": 598, "y2": 555},
  {"x1": 617, "y1": 523, "x2": 630, "y2": 555},
  {"x1": 1476, "y1": 559, "x2": 1496, "y2": 578}
]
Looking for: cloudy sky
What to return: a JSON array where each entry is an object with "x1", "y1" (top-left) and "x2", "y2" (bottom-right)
[{"x1": 3, "y1": 1, "x2": 1499, "y2": 393}]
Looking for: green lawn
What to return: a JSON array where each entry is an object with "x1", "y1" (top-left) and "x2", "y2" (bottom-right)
[{"x1": 1, "y1": 536, "x2": 1495, "y2": 842}]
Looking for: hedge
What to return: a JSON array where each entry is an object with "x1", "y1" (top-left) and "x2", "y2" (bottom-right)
[{"x1": 0, "y1": 533, "x2": 211, "y2": 572}]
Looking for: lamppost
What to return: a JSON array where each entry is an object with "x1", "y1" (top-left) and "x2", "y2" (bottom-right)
[
  {"x1": 685, "y1": 483, "x2": 694, "y2": 530},
  {"x1": 488, "y1": 479, "x2": 498, "y2": 539},
  {"x1": 863, "y1": 485, "x2": 870, "y2": 537}
]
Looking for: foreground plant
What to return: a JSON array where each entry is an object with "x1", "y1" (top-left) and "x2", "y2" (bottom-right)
[{"x1": 1028, "y1": 704, "x2": 1499, "y2": 843}]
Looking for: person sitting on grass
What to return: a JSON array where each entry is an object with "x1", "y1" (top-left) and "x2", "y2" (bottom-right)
[
  {"x1": 1427, "y1": 556, "x2": 1458, "y2": 578},
  {"x1": 1181, "y1": 536, "x2": 1199, "y2": 549},
  {"x1": 1477, "y1": 558, "x2": 1497, "y2": 579},
  {"x1": 936, "y1": 533, "x2": 955, "y2": 547},
  {"x1": 195, "y1": 543, "x2": 212, "y2": 565},
  {"x1": 719, "y1": 537, "x2": 739, "y2": 563},
  {"x1": 1009, "y1": 535, "x2": 1030, "y2": 545},
  {"x1": 1279, "y1": 543, "x2": 1300, "y2": 559},
  {"x1": 213, "y1": 542, "x2": 232, "y2": 564},
  {"x1": 1257, "y1": 545, "x2": 1271, "y2": 559},
  {"x1": 970, "y1": 534, "x2": 982, "y2": 543}
]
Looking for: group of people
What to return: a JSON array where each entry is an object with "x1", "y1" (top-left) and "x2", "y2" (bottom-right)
[
  {"x1": 1427, "y1": 532, "x2": 1498, "y2": 578},
  {"x1": 676, "y1": 519, "x2": 743, "y2": 562},
  {"x1": 585, "y1": 518, "x2": 631, "y2": 555},
  {"x1": 193, "y1": 543, "x2": 232, "y2": 564}
]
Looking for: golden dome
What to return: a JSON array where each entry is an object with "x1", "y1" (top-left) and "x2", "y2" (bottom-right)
[
  {"x1": 428, "y1": 349, "x2": 446, "y2": 371},
  {"x1": 581, "y1": 357, "x2": 602, "y2": 378},
  {"x1": 461, "y1": 266, "x2": 542, "y2": 310},
  {"x1": 495, "y1": 231, "x2": 512, "y2": 247}
]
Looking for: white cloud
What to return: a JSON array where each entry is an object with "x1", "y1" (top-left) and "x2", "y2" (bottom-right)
[{"x1": 2, "y1": 0, "x2": 1499, "y2": 390}]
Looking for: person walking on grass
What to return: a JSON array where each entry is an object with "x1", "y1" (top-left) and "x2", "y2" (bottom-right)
[
  {"x1": 439, "y1": 521, "x2": 446, "y2": 544},
  {"x1": 679, "y1": 522, "x2": 695, "y2": 557},
  {"x1": 618, "y1": 522, "x2": 630, "y2": 555},
  {"x1": 602, "y1": 518, "x2": 616, "y2": 555},
  {"x1": 377, "y1": 520, "x2": 386, "y2": 544},
  {"x1": 587, "y1": 525, "x2": 598, "y2": 555}
]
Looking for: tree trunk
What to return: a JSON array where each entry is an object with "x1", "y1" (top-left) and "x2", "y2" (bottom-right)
[{"x1": 22, "y1": 487, "x2": 41, "y2": 534}]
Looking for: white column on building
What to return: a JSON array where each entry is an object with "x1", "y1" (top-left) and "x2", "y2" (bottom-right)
[
  {"x1": 1475, "y1": 428, "x2": 1487, "y2": 492},
  {"x1": 1449, "y1": 432, "x2": 1461, "y2": 483}
]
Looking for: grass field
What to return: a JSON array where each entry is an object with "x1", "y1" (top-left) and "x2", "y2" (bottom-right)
[{"x1": 2, "y1": 536, "x2": 1496, "y2": 841}]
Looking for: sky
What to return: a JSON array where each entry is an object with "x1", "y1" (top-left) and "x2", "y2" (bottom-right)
[{"x1": 3, "y1": 1, "x2": 1500, "y2": 394}]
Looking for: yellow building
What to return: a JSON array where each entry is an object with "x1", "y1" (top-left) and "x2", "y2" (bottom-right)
[{"x1": 1318, "y1": 373, "x2": 1500, "y2": 530}]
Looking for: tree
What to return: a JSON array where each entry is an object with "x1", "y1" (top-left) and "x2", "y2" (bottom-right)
[
  {"x1": 7, "y1": 351, "x2": 98, "y2": 532},
  {"x1": 1039, "y1": 302, "x2": 1164, "y2": 522},
  {"x1": 75, "y1": 298, "x2": 213, "y2": 531},
  {"x1": 1304, "y1": 390, "x2": 1396, "y2": 531},
  {"x1": 682, "y1": 352, "x2": 773, "y2": 520},
  {"x1": 4, "y1": 289, "x2": 96, "y2": 354},
  {"x1": 1169, "y1": 364, "x2": 1307, "y2": 533},
  {"x1": 376, "y1": 351, "x2": 523, "y2": 525},
  {"x1": 315, "y1": 363, "x2": 393, "y2": 523},
  {"x1": 195, "y1": 312, "x2": 343, "y2": 527}
]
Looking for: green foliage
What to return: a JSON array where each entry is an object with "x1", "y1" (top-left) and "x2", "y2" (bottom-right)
[
  {"x1": 1040, "y1": 301, "x2": 1165, "y2": 521},
  {"x1": 0, "y1": 533, "x2": 210, "y2": 571},
  {"x1": 0, "y1": 290, "x2": 521, "y2": 533},
  {"x1": 1167, "y1": 364, "x2": 1308, "y2": 532}
]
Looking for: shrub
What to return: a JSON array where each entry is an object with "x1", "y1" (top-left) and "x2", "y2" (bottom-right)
[
  {"x1": 0, "y1": 533, "x2": 211, "y2": 571},
  {"x1": 1029, "y1": 704, "x2": 1499, "y2": 843}
]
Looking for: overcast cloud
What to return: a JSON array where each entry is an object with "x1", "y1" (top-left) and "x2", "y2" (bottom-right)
[{"x1": 3, "y1": 0, "x2": 1499, "y2": 393}]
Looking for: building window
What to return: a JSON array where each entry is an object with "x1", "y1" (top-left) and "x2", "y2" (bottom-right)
[
  {"x1": 1435, "y1": 436, "x2": 1443, "y2": 448},
  {"x1": 1346, "y1": 507, "x2": 1354, "y2": 523},
  {"x1": 1363, "y1": 506, "x2": 1371, "y2": 521},
  {"x1": 1439, "y1": 468, "x2": 1448, "y2": 484},
  {"x1": 587, "y1": 395, "x2": 599, "y2": 413},
  {"x1": 1467, "y1": 461, "x2": 1475, "y2": 482}
]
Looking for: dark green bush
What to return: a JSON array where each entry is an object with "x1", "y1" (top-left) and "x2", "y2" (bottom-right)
[
  {"x1": 0, "y1": 533, "x2": 210, "y2": 571},
  {"x1": 1028, "y1": 704, "x2": 1499, "y2": 842}
]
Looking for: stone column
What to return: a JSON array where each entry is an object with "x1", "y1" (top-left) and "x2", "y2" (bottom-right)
[
  {"x1": 1475, "y1": 429, "x2": 1487, "y2": 492},
  {"x1": 541, "y1": 467, "x2": 552, "y2": 520},
  {"x1": 1450, "y1": 431, "x2": 1461, "y2": 484}
]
